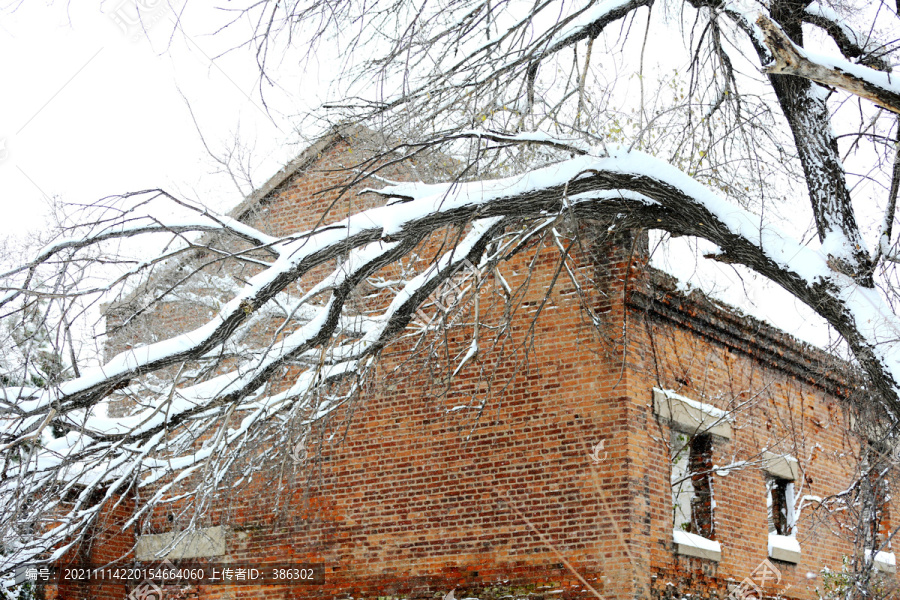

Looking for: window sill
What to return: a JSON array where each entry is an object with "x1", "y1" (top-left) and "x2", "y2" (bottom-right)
[
  {"x1": 866, "y1": 550, "x2": 896, "y2": 574},
  {"x1": 768, "y1": 533, "x2": 801, "y2": 563},
  {"x1": 673, "y1": 530, "x2": 721, "y2": 561}
]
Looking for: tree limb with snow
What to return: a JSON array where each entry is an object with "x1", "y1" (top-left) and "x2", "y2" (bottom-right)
[{"x1": 1, "y1": 0, "x2": 900, "y2": 590}]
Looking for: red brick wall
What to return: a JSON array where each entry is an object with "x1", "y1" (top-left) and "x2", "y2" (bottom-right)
[
  {"x1": 49, "y1": 494, "x2": 135, "y2": 600},
  {"x1": 54, "y1": 132, "x2": 896, "y2": 600},
  {"x1": 625, "y1": 275, "x2": 893, "y2": 599},
  {"x1": 149, "y1": 223, "x2": 637, "y2": 599}
]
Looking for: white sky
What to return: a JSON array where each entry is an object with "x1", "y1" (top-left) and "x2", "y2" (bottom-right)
[
  {"x1": 0, "y1": 2, "x2": 306, "y2": 235},
  {"x1": 0, "y1": 1, "x2": 840, "y2": 352}
]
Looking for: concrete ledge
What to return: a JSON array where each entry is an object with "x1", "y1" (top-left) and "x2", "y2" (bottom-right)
[
  {"x1": 135, "y1": 526, "x2": 226, "y2": 560},
  {"x1": 768, "y1": 534, "x2": 801, "y2": 563},
  {"x1": 763, "y1": 452, "x2": 800, "y2": 481},
  {"x1": 872, "y1": 551, "x2": 897, "y2": 574},
  {"x1": 673, "y1": 530, "x2": 721, "y2": 562},
  {"x1": 653, "y1": 388, "x2": 732, "y2": 439}
]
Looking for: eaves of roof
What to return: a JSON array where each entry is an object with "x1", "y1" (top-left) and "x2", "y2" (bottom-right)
[{"x1": 228, "y1": 123, "x2": 378, "y2": 223}]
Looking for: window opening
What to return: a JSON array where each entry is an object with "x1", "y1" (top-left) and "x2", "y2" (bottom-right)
[
  {"x1": 767, "y1": 477, "x2": 794, "y2": 536},
  {"x1": 671, "y1": 431, "x2": 714, "y2": 539}
]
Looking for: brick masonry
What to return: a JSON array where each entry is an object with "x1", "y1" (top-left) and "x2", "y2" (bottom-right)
[{"x1": 46, "y1": 128, "x2": 896, "y2": 600}]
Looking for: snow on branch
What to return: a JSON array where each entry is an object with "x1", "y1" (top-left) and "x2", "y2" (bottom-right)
[
  {"x1": 45, "y1": 147, "x2": 900, "y2": 426},
  {"x1": 801, "y1": 2, "x2": 890, "y2": 70},
  {"x1": 757, "y1": 14, "x2": 900, "y2": 115},
  {"x1": 4, "y1": 137, "x2": 900, "y2": 574},
  {"x1": 0, "y1": 190, "x2": 281, "y2": 312}
]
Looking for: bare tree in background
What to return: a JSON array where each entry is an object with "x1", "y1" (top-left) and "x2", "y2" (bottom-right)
[{"x1": 2, "y1": 0, "x2": 900, "y2": 596}]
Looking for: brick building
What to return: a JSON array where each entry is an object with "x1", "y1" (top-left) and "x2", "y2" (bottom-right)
[{"x1": 49, "y1": 127, "x2": 897, "y2": 600}]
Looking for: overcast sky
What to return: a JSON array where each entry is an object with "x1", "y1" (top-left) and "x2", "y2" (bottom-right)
[{"x1": 0, "y1": 2, "x2": 308, "y2": 237}]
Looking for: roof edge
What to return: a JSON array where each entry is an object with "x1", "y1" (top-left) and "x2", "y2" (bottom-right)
[
  {"x1": 228, "y1": 124, "x2": 376, "y2": 223},
  {"x1": 628, "y1": 267, "x2": 857, "y2": 399}
]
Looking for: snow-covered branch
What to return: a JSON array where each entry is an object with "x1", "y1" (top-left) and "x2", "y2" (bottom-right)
[
  {"x1": 801, "y1": 2, "x2": 890, "y2": 70},
  {"x1": 758, "y1": 14, "x2": 900, "y2": 115},
  {"x1": 4, "y1": 0, "x2": 900, "y2": 589},
  {"x1": 5, "y1": 142, "x2": 900, "y2": 558}
]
